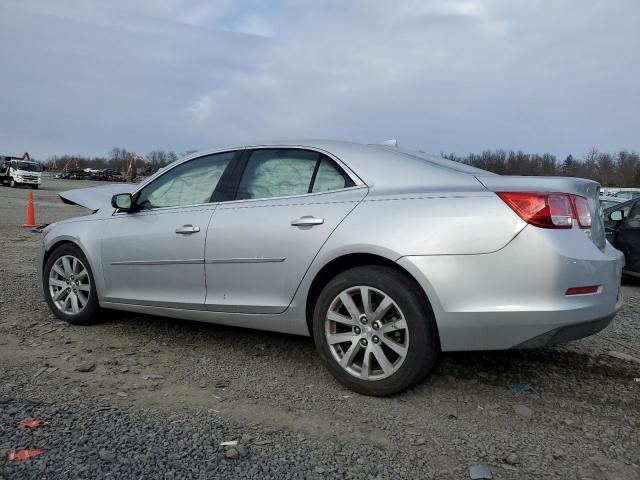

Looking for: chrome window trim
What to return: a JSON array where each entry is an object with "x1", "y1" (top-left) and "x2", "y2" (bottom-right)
[{"x1": 112, "y1": 202, "x2": 218, "y2": 216}]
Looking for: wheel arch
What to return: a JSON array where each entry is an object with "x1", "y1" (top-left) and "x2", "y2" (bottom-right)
[
  {"x1": 304, "y1": 252, "x2": 439, "y2": 345},
  {"x1": 42, "y1": 237, "x2": 97, "y2": 283}
]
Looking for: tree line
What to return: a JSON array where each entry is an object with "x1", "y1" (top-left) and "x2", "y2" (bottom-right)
[
  {"x1": 443, "y1": 149, "x2": 640, "y2": 187},
  {"x1": 45, "y1": 147, "x2": 198, "y2": 173}
]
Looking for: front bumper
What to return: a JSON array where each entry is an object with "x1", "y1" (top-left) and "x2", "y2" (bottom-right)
[
  {"x1": 398, "y1": 225, "x2": 624, "y2": 351},
  {"x1": 16, "y1": 178, "x2": 41, "y2": 184}
]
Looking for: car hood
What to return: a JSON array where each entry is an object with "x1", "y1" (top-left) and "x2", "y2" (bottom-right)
[{"x1": 59, "y1": 184, "x2": 135, "y2": 211}]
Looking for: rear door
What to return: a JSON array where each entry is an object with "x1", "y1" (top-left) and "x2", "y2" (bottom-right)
[
  {"x1": 204, "y1": 147, "x2": 367, "y2": 313},
  {"x1": 100, "y1": 151, "x2": 238, "y2": 309}
]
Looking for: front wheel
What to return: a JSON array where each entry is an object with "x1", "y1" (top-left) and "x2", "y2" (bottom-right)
[
  {"x1": 43, "y1": 244, "x2": 103, "y2": 325},
  {"x1": 31, "y1": 185, "x2": 39, "y2": 189},
  {"x1": 9, "y1": 178, "x2": 16, "y2": 187},
  {"x1": 313, "y1": 265, "x2": 439, "y2": 396}
]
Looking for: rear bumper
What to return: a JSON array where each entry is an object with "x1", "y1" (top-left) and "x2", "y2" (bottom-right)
[
  {"x1": 398, "y1": 225, "x2": 624, "y2": 351},
  {"x1": 514, "y1": 312, "x2": 617, "y2": 348}
]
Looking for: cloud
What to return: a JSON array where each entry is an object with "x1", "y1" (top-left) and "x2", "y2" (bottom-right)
[{"x1": 0, "y1": 0, "x2": 638, "y2": 159}]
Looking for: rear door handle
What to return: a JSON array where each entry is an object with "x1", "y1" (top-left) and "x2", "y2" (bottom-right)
[
  {"x1": 175, "y1": 225, "x2": 200, "y2": 234},
  {"x1": 291, "y1": 216, "x2": 324, "y2": 227}
]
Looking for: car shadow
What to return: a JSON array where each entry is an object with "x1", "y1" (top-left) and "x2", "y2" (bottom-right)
[
  {"x1": 100, "y1": 310, "x2": 635, "y2": 393},
  {"x1": 622, "y1": 275, "x2": 640, "y2": 286}
]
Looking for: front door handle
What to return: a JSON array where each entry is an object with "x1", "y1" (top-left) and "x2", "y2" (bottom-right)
[
  {"x1": 175, "y1": 225, "x2": 200, "y2": 234},
  {"x1": 291, "y1": 216, "x2": 324, "y2": 227}
]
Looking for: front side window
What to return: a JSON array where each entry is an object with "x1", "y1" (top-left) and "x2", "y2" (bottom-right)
[
  {"x1": 236, "y1": 149, "x2": 354, "y2": 200},
  {"x1": 136, "y1": 151, "x2": 234, "y2": 210}
]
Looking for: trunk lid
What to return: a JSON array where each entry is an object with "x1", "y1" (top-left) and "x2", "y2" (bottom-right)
[{"x1": 475, "y1": 174, "x2": 606, "y2": 250}]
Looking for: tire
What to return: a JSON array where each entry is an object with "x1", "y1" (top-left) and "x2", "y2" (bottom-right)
[
  {"x1": 9, "y1": 178, "x2": 16, "y2": 187},
  {"x1": 313, "y1": 265, "x2": 439, "y2": 396},
  {"x1": 43, "y1": 244, "x2": 103, "y2": 325},
  {"x1": 31, "y1": 185, "x2": 39, "y2": 189}
]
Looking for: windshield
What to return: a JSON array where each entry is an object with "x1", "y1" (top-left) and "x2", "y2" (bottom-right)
[{"x1": 16, "y1": 161, "x2": 41, "y2": 172}]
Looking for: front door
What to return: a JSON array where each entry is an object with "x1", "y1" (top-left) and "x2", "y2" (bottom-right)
[
  {"x1": 204, "y1": 148, "x2": 367, "y2": 313},
  {"x1": 100, "y1": 151, "x2": 237, "y2": 308}
]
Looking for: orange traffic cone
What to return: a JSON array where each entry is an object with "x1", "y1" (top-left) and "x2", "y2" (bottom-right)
[{"x1": 23, "y1": 191, "x2": 37, "y2": 228}]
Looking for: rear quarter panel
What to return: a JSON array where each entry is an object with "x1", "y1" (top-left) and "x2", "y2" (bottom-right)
[
  {"x1": 319, "y1": 190, "x2": 526, "y2": 257},
  {"x1": 286, "y1": 188, "x2": 526, "y2": 333}
]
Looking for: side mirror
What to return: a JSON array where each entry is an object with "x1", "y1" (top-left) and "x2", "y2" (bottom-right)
[
  {"x1": 609, "y1": 210, "x2": 623, "y2": 222},
  {"x1": 111, "y1": 193, "x2": 133, "y2": 211}
]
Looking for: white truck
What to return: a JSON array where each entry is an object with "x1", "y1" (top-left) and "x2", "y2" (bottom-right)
[{"x1": 0, "y1": 154, "x2": 42, "y2": 189}]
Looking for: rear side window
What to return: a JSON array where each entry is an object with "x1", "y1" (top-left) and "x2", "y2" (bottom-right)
[
  {"x1": 236, "y1": 149, "x2": 354, "y2": 200},
  {"x1": 312, "y1": 158, "x2": 350, "y2": 193},
  {"x1": 136, "y1": 151, "x2": 234, "y2": 209}
]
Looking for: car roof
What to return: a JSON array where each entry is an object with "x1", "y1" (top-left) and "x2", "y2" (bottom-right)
[{"x1": 198, "y1": 140, "x2": 493, "y2": 191}]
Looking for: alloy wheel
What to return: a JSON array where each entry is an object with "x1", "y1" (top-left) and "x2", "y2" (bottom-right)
[
  {"x1": 48, "y1": 255, "x2": 91, "y2": 315},
  {"x1": 325, "y1": 286, "x2": 409, "y2": 380}
]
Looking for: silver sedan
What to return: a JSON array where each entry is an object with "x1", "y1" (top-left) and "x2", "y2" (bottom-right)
[{"x1": 38, "y1": 141, "x2": 624, "y2": 395}]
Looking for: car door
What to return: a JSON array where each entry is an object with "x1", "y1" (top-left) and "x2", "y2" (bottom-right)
[
  {"x1": 204, "y1": 147, "x2": 367, "y2": 313},
  {"x1": 100, "y1": 151, "x2": 238, "y2": 309},
  {"x1": 604, "y1": 199, "x2": 636, "y2": 244},
  {"x1": 613, "y1": 200, "x2": 640, "y2": 274}
]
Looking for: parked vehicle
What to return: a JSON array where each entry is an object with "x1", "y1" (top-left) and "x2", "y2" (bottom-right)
[
  {"x1": 611, "y1": 189, "x2": 640, "y2": 200},
  {"x1": 0, "y1": 156, "x2": 42, "y2": 188},
  {"x1": 603, "y1": 198, "x2": 640, "y2": 277},
  {"x1": 68, "y1": 169, "x2": 89, "y2": 180},
  {"x1": 599, "y1": 195, "x2": 624, "y2": 210},
  {"x1": 38, "y1": 141, "x2": 623, "y2": 395},
  {"x1": 106, "y1": 172, "x2": 125, "y2": 182}
]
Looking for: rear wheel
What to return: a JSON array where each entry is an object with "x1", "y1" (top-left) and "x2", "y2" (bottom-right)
[
  {"x1": 313, "y1": 265, "x2": 439, "y2": 396},
  {"x1": 43, "y1": 244, "x2": 103, "y2": 325}
]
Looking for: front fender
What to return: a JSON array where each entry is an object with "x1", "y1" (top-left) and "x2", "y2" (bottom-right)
[{"x1": 41, "y1": 220, "x2": 108, "y2": 301}]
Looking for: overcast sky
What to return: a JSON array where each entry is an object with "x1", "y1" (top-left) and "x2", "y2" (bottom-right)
[{"x1": 0, "y1": 0, "x2": 638, "y2": 160}]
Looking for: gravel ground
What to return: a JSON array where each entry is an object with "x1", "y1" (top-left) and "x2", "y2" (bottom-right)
[{"x1": 0, "y1": 179, "x2": 639, "y2": 479}]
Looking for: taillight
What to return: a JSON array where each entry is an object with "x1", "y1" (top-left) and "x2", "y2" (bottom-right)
[
  {"x1": 570, "y1": 195, "x2": 591, "y2": 228},
  {"x1": 497, "y1": 192, "x2": 592, "y2": 229}
]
